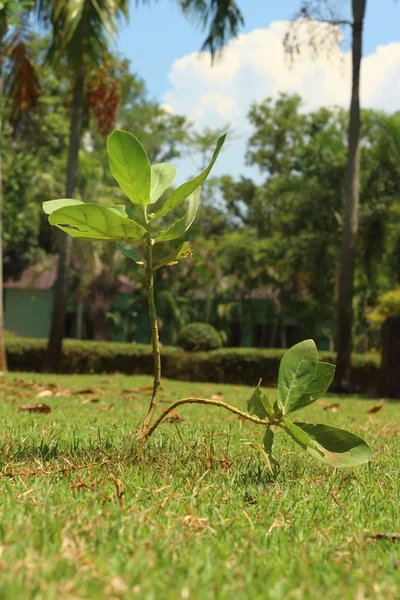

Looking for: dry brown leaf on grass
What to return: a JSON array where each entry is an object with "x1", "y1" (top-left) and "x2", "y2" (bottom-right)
[
  {"x1": 367, "y1": 405, "x2": 384, "y2": 414},
  {"x1": 76, "y1": 386, "x2": 104, "y2": 395},
  {"x1": 36, "y1": 389, "x2": 53, "y2": 399},
  {"x1": 323, "y1": 403, "x2": 340, "y2": 412},
  {"x1": 82, "y1": 398, "x2": 100, "y2": 404},
  {"x1": 211, "y1": 393, "x2": 224, "y2": 401},
  {"x1": 98, "y1": 404, "x2": 114, "y2": 411},
  {"x1": 109, "y1": 474, "x2": 125, "y2": 502},
  {"x1": 164, "y1": 410, "x2": 184, "y2": 424},
  {"x1": 54, "y1": 389, "x2": 72, "y2": 397},
  {"x1": 368, "y1": 533, "x2": 400, "y2": 541},
  {"x1": 18, "y1": 403, "x2": 51, "y2": 414}
]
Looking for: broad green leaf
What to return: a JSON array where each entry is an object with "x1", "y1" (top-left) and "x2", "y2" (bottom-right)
[
  {"x1": 116, "y1": 244, "x2": 143, "y2": 264},
  {"x1": 153, "y1": 241, "x2": 193, "y2": 270},
  {"x1": 107, "y1": 130, "x2": 151, "y2": 206},
  {"x1": 250, "y1": 430, "x2": 278, "y2": 475},
  {"x1": 155, "y1": 186, "x2": 201, "y2": 242},
  {"x1": 42, "y1": 199, "x2": 83, "y2": 215},
  {"x1": 150, "y1": 163, "x2": 176, "y2": 204},
  {"x1": 277, "y1": 340, "x2": 318, "y2": 414},
  {"x1": 49, "y1": 204, "x2": 146, "y2": 241},
  {"x1": 248, "y1": 382, "x2": 274, "y2": 419},
  {"x1": 263, "y1": 428, "x2": 274, "y2": 454},
  {"x1": 282, "y1": 418, "x2": 324, "y2": 457},
  {"x1": 109, "y1": 205, "x2": 138, "y2": 220},
  {"x1": 150, "y1": 133, "x2": 226, "y2": 221},
  {"x1": 292, "y1": 422, "x2": 372, "y2": 468},
  {"x1": 291, "y1": 362, "x2": 336, "y2": 412}
]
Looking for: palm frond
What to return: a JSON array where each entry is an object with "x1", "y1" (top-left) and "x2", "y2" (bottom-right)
[{"x1": 5, "y1": 31, "x2": 40, "y2": 133}]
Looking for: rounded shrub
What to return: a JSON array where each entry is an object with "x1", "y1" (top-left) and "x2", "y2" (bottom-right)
[{"x1": 178, "y1": 322, "x2": 223, "y2": 352}]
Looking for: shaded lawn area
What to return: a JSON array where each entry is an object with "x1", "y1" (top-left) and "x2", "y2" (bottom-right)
[{"x1": 0, "y1": 372, "x2": 399, "y2": 600}]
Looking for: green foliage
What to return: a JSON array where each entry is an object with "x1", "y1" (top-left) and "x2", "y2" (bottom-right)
[
  {"x1": 42, "y1": 130, "x2": 371, "y2": 471},
  {"x1": 248, "y1": 340, "x2": 372, "y2": 468},
  {"x1": 107, "y1": 130, "x2": 151, "y2": 206},
  {"x1": 276, "y1": 339, "x2": 318, "y2": 413},
  {"x1": 178, "y1": 322, "x2": 223, "y2": 352},
  {"x1": 48, "y1": 203, "x2": 147, "y2": 241},
  {"x1": 4, "y1": 337, "x2": 379, "y2": 393},
  {"x1": 44, "y1": 129, "x2": 225, "y2": 250},
  {"x1": 150, "y1": 163, "x2": 177, "y2": 204},
  {"x1": 367, "y1": 286, "x2": 400, "y2": 326},
  {"x1": 285, "y1": 422, "x2": 372, "y2": 468}
]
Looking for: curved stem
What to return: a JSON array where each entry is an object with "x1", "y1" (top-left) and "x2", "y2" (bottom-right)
[
  {"x1": 142, "y1": 237, "x2": 161, "y2": 431},
  {"x1": 142, "y1": 397, "x2": 272, "y2": 443}
]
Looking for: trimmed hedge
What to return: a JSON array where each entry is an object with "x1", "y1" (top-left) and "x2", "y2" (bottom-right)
[
  {"x1": 178, "y1": 322, "x2": 223, "y2": 352},
  {"x1": 5, "y1": 337, "x2": 380, "y2": 394}
]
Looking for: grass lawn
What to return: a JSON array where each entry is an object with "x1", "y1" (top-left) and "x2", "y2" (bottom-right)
[{"x1": 0, "y1": 371, "x2": 399, "y2": 599}]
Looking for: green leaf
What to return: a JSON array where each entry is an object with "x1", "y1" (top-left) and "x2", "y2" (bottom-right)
[
  {"x1": 107, "y1": 130, "x2": 151, "y2": 206},
  {"x1": 150, "y1": 163, "x2": 176, "y2": 204},
  {"x1": 250, "y1": 429, "x2": 278, "y2": 475},
  {"x1": 49, "y1": 204, "x2": 147, "y2": 241},
  {"x1": 284, "y1": 420, "x2": 372, "y2": 468},
  {"x1": 292, "y1": 362, "x2": 336, "y2": 412},
  {"x1": 116, "y1": 244, "x2": 143, "y2": 264},
  {"x1": 108, "y1": 205, "x2": 138, "y2": 220},
  {"x1": 263, "y1": 428, "x2": 274, "y2": 454},
  {"x1": 42, "y1": 199, "x2": 83, "y2": 215},
  {"x1": 153, "y1": 241, "x2": 193, "y2": 270},
  {"x1": 155, "y1": 186, "x2": 201, "y2": 242},
  {"x1": 150, "y1": 133, "x2": 226, "y2": 221},
  {"x1": 247, "y1": 382, "x2": 274, "y2": 419},
  {"x1": 277, "y1": 340, "x2": 318, "y2": 414}
]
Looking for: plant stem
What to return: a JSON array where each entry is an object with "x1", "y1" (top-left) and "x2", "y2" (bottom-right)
[
  {"x1": 142, "y1": 397, "x2": 272, "y2": 443},
  {"x1": 142, "y1": 238, "x2": 161, "y2": 432}
]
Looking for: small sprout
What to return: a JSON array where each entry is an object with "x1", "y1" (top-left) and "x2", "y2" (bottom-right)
[{"x1": 43, "y1": 130, "x2": 371, "y2": 471}]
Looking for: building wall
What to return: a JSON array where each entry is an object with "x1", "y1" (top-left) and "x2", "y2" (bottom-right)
[{"x1": 4, "y1": 289, "x2": 54, "y2": 338}]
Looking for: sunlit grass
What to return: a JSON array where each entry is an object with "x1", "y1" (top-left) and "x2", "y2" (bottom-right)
[{"x1": 0, "y1": 372, "x2": 399, "y2": 599}]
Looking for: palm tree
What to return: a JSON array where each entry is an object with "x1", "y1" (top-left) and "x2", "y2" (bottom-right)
[
  {"x1": 325, "y1": 0, "x2": 364, "y2": 390},
  {"x1": 0, "y1": 5, "x2": 40, "y2": 372},
  {"x1": 37, "y1": 0, "x2": 128, "y2": 371}
]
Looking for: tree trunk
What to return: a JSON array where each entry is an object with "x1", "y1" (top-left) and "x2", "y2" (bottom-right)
[
  {"x1": 0, "y1": 68, "x2": 7, "y2": 372},
  {"x1": 76, "y1": 297, "x2": 84, "y2": 339},
  {"x1": 88, "y1": 270, "x2": 117, "y2": 342},
  {"x1": 377, "y1": 315, "x2": 400, "y2": 399},
  {"x1": 333, "y1": 0, "x2": 366, "y2": 392},
  {"x1": 46, "y1": 65, "x2": 85, "y2": 371}
]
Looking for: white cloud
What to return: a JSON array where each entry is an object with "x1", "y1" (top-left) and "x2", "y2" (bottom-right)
[{"x1": 163, "y1": 21, "x2": 400, "y2": 180}]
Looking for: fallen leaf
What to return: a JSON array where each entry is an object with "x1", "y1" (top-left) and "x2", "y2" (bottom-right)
[
  {"x1": 164, "y1": 410, "x2": 184, "y2": 423},
  {"x1": 109, "y1": 474, "x2": 125, "y2": 502},
  {"x1": 323, "y1": 403, "x2": 340, "y2": 412},
  {"x1": 76, "y1": 387, "x2": 104, "y2": 395},
  {"x1": 367, "y1": 405, "x2": 383, "y2": 414},
  {"x1": 211, "y1": 393, "x2": 224, "y2": 401},
  {"x1": 82, "y1": 398, "x2": 100, "y2": 404},
  {"x1": 98, "y1": 404, "x2": 114, "y2": 411},
  {"x1": 18, "y1": 403, "x2": 51, "y2": 414},
  {"x1": 36, "y1": 389, "x2": 53, "y2": 399},
  {"x1": 368, "y1": 533, "x2": 400, "y2": 541},
  {"x1": 55, "y1": 389, "x2": 72, "y2": 397}
]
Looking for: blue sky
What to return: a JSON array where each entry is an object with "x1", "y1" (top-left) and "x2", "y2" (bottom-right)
[
  {"x1": 116, "y1": 1, "x2": 400, "y2": 183},
  {"x1": 118, "y1": 0, "x2": 399, "y2": 100}
]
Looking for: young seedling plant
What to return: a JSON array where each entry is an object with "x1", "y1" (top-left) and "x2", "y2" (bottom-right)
[{"x1": 43, "y1": 130, "x2": 372, "y2": 471}]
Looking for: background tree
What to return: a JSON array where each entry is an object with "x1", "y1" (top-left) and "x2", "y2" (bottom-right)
[
  {"x1": 0, "y1": 1, "x2": 40, "y2": 371},
  {"x1": 38, "y1": 0, "x2": 129, "y2": 371}
]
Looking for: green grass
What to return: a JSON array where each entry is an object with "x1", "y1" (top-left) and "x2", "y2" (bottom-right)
[{"x1": 0, "y1": 372, "x2": 399, "y2": 600}]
